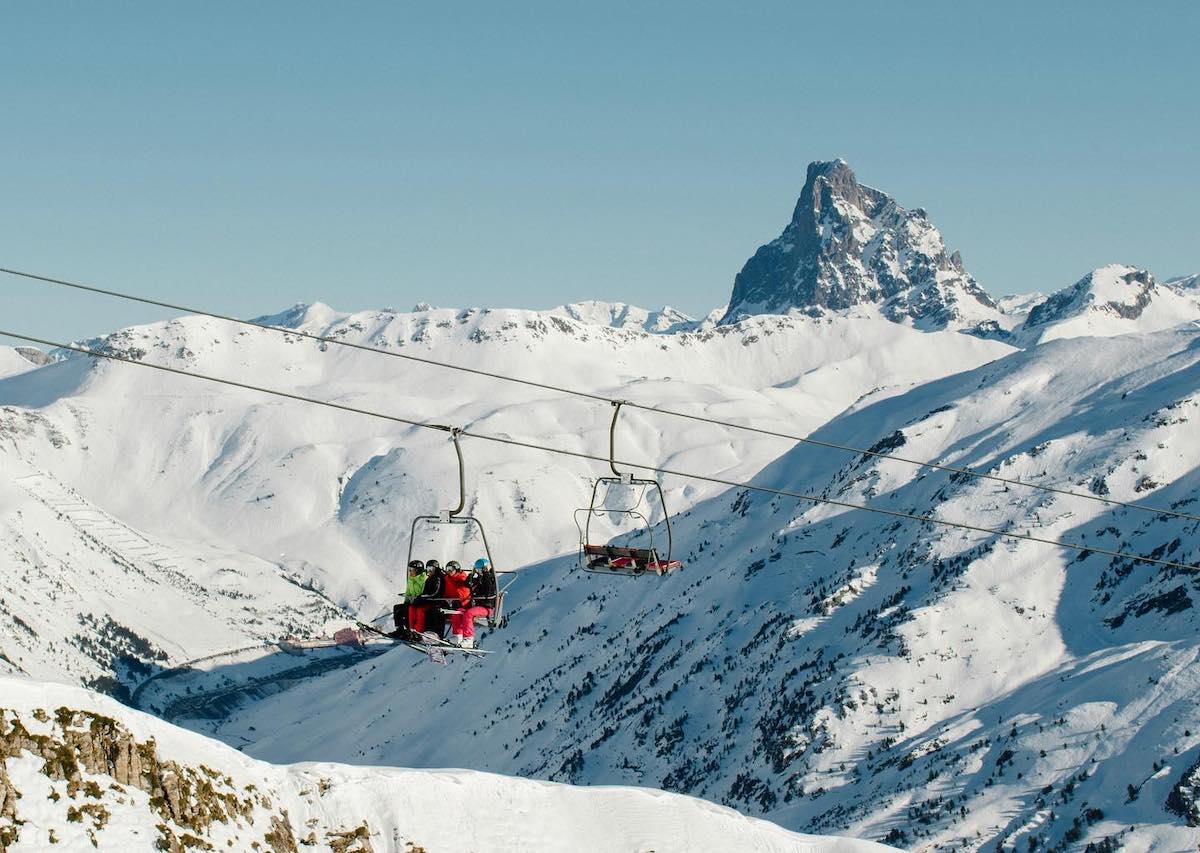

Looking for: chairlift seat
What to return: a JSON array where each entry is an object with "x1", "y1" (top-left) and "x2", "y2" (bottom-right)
[
  {"x1": 582, "y1": 543, "x2": 683, "y2": 575},
  {"x1": 583, "y1": 544, "x2": 650, "y2": 561}
]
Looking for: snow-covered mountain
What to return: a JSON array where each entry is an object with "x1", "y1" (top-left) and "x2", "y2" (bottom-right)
[
  {"x1": 0, "y1": 304, "x2": 1010, "y2": 653},
  {"x1": 0, "y1": 677, "x2": 888, "y2": 852},
  {"x1": 1018, "y1": 264, "x2": 1200, "y2": 344},
  {"x1": 994, "y1": 292, "x2": 1046, "y2": 329},
  {"x1": 6, "y1": 290, "x2": 1200, "y2": 849},
  {"x1": 721, "y1": 160, "x2": 1003, "y2": 332},
  {"x1": 3, "y1": 162, "x2": 1200, "y2": 849},
  {"x1": 192, "y1": 327, "x2": 1200, "y2": 852},
  {"x1": 1166, "y1": 273, "x2": 1200, "y2": 292},
  {"x1": 548, "y1": 300, "x2": 698, "y2": 334}
]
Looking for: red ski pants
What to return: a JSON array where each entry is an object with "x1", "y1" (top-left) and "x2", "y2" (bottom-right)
[{"x1": 409, "y1": 602, "x2": 431, "y2": 634}]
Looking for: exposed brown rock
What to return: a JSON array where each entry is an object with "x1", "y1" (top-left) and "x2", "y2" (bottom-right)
[
  {"x1": 327, "y1": 822, "x2": 374, "y2": 853},
  {"x1": 0, "y1": 705, "x2": 319, "y2": 851}
]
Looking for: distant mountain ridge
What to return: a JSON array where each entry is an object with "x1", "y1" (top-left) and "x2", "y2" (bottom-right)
[{"x1": 254, "y1": 298, "x2": 700, "y2": 336}]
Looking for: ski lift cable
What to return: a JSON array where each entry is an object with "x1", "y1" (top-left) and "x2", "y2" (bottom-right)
[
  {"x1": 2, "y1": 327, "x2": 1197, "y2": 575},
  {"x1": 4, "y1": 264, "x2": 1198, "y2": 526}
]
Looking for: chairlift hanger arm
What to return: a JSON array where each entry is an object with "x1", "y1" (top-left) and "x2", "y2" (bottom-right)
[
  {"x1": 448, "y1": 428, "x2": 466, "y2": 518},
  {"x1": 609, "y1": 400, "x2": 631, "y2": 481}
]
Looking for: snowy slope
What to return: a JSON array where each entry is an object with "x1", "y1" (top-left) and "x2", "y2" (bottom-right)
[
  {"x1": 203, "y1": 328, "x2": 1200, "y2": 852},
  {"x1": 0, "y1": 302, "x2": 1012, "y2": 695},
  {"x1": 0, "y1": 347, "x2": 37, "y2": 380},
  {"x1": 1019, "y1": 264, "x2": 1200, "y2": 344},
  {"x1": 0, "y1": 430, "x2": 345, "y2": 692},
  {"x1": 5, "y1": 260, "x2": 1200, "y2": 851},
  {"x1": 0, "y1": 677, "x2": 891, "y2": 853}
]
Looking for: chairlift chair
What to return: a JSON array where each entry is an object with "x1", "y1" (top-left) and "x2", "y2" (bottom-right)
[
  {"x1": 573, "y1": 402, "x2": 683, "y2": 577},
  {"x1": 405, "y1": 429, "x2": 506, "y2": 630}
]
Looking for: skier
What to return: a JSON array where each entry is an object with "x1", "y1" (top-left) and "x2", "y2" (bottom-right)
[
  {"x1": 391, "y1": 559, "x2": 427, "y2": 637},
  {"x1": 442, "y1": 561, "x2": 472, "y2": 645},
  {"x1": 409, "y1": 559, "x2": 445, "y2": 636},
  {"x1": 448, "y1": 557, "x2": 496, "y2": 649}
]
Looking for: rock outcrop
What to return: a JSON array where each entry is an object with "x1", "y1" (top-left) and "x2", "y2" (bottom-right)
[{"x1": 0, "y1": 704, "x2": 317, "y2": 852}]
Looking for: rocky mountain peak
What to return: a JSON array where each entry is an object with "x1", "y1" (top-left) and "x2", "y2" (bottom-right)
[
  {"x1": 796, "y1": 158, "x2": 863, "y2": 207},
  {"x1": 721, "y1": 160, "x2": 1000, "y2": 331}
]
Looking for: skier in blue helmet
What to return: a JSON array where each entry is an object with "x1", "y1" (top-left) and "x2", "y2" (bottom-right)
[{"x1": 447, "y1": 557, "x2": 497, "y2": 648}]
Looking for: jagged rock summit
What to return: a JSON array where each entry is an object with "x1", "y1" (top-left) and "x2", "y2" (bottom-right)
[{"x1": 721, "y1": 159, "x2": 1001, "y2": 331}]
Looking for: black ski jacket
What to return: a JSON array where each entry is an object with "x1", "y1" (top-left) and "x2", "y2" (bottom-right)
[{"x1": 420, "y1": 569, "x2": 445, "y2": 599}]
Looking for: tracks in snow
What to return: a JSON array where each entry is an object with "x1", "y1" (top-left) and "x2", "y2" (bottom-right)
[{"x1": 14, "y1": 469, "x2": 180, "y2": 570}]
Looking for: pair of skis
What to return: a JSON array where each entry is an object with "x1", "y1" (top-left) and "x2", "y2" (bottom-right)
[
  {"x1": 410, "y1": 631, "x2": 490, "y2": 665},
  {"x1": 355, "y1": 621, "x2": 491, "y2": 663}
]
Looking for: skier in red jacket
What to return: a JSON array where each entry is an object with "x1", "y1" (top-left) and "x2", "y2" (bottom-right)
[
  {"x1": 442, "y1": 561, "x2": 472, "y2": 646},
  {"x1": 448, "y1": 557, "x2": 495, "y2": 648}
]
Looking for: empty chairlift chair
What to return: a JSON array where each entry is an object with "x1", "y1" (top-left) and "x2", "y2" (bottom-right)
[{"x1": 574, "y1": 401, "x2": 683, "y2": 577}]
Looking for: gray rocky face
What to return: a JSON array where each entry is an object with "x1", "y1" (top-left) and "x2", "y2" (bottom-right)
[
  {"x1": 14, "y1": 346, "x2": 55, "y2": 367},
  {"x1": 721, "y1": 160, "x2": 999, "y2": 330}
]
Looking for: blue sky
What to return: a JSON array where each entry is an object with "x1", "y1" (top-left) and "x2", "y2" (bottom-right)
[{"x1": 2, "y1": 1, "x2": 1197, "y2": 340}]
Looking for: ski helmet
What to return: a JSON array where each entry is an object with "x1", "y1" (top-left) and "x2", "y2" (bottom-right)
[
  {"x1": 407, "y1": 559, "x2": 424, "y2": 573},
  {"x1": 426, "y1": 559, "x2": 441, "y2": 572},
  {"x1": 473, "y1": 557, "x2": 490, "y2": 570},
  {"x1": 446, "y1": 560, "x2": 463, "y2": 573}
]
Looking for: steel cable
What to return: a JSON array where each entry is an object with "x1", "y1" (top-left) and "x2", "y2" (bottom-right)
[
  {"x1": 4, "y1": 264, "x2": 1197, "y2": 525},
  {"x1": 2, "y1": 327, "x2": 1196, "y2": 574}
]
